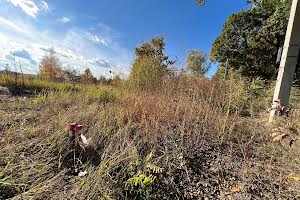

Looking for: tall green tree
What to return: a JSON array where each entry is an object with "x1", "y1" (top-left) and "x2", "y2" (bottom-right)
[
  {"x1": 185, "y1": 50, "x2": 210, "y2": 76},
  {"x1": 134, "y1": 37, "x2": 175, "y2": 68},
  {"x1": 211, "y1": 0, "x2": 292, "y2": 79},
  {"x1": 129, "y1": 37, "x2": 175, "y2": 90}
]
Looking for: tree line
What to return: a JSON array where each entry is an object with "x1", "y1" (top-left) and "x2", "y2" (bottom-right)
[
  {"x1": 38, "y1": 40, "x2": 210, "y2": 87},
  {"x1": 38, "y1": 48, "x2": 116, "y2": 85},
  {"x1": 39, "y1": 0, "x2": 292, "y2": 86}
]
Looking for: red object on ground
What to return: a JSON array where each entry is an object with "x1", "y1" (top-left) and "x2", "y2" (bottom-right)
[
  {"x1": 69, "y1": 123, "x2": 84, "y2": 136},
  {"x1": 69, "y1": 123, "x2": 78, "y2": 132},
  {"x1": 69, "y1": 123, "x2": 90, "y2": 148}
]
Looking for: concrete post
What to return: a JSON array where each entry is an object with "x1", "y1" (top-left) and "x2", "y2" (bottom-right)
[{"x1": 269, "y1": 0, "x2": 300, "y2": 122}]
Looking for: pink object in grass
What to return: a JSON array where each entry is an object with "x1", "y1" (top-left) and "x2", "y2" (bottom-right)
[
  {"x1": 69, "y1": 123, "x2": 84, "y2": 136},
  {"x1": 69, "y1": 123, "x2": 90, "y2": 148},
  {"x1": 69, "y1": 123, "x2": 77, "y2": 132}
]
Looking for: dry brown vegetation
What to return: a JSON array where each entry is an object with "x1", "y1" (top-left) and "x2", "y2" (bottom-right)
[{"x1": 0, "y1": 73, "x2": 300, "y2": 199}]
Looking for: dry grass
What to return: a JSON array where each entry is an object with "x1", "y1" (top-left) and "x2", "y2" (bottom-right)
[{"x1": 0, "y1": 74, "x2": 300, "y2": 199}]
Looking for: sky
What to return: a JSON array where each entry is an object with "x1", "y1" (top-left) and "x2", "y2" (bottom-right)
[{"x1": 0, "y1": 0, "x2": 248, "y2": 78}]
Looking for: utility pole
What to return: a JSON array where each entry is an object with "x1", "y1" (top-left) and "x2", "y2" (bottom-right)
[{"x1": 269, "y1": 0, "x2": 300, "y2": 122}]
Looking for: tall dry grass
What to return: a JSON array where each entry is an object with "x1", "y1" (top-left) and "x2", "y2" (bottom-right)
[{"x1": 0, "y1": 74, "x2": 300, "y2": 199}]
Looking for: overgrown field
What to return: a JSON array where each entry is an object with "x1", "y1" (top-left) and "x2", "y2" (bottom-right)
[{"x1": 1, "y1": 74, "x2": 300, "y2": 199}]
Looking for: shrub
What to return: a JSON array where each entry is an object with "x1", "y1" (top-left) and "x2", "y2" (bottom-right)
[
  {"x1": 87, "y1": 86, "x2": 117, "y2": 103},
  {"x1": 129, "y1": 56, "x2": 167, "y2": 91},
  {"x1": 0, "y1": 74, "x2": 16, "y2": 88},
  {"x1": 80, "y1": 68, "x2": 97, "y2": 84}
]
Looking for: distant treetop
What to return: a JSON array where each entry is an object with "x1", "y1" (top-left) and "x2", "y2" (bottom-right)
[{"x1": 196, "y1": 0, "x2": 205, "y2": 6}]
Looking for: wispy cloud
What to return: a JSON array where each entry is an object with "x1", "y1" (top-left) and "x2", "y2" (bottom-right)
[
  {"x1": 88, "y1": 33, "x2": 110, "y2": 46},
  {"x1": 7, "y1": 0, "x2": 39, "y2": 17},
  {"x1": 89, "y1": 58, "x2": 111, "y2": 68},
  {"x1": 0, "y1": 16, "x2": 28, "y2": 34},
  {"x1": 58, "y1": 16, "x2": 70, "y2": 24}
]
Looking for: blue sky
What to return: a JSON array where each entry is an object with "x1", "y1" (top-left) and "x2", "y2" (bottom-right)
[{"x1": 0, "y1": 0, "x2": 248, "y2": 77}]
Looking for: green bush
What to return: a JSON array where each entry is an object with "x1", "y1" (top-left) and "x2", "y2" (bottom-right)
[
  {"x1": 87, "y1": 86, "x2": 117, "y2": 103},
  {"x1": 0, "y1": 74, "x2": 16, "y2": 87},
  {"x1": 129, "y1": 56, "x2": 167, "y2": 91}
]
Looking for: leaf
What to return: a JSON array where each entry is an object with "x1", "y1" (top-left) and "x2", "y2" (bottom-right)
[
  {"x1": 143, "y1": 175, "x2": 156, "y2": 186},
  {"x1": 78, "y1": 171, "x2": 87, "y2": 177},
  {"x1": 231, "y1": 186, "x2": 238, "y2": 193},
  {"x1": 289, "y1": 176, "x2": 300, "y2": 181},
  {"x1": 146, "y1": 163, "x2": 164, "y2": 173},
  {"x1": 145, "y1": 151, "x2": 154, "y2": 163},
  {"x1": 272, "y1": 133, "x2": 288, "y2": 142},
  {"x1": 271, "y1": 132, "x2": 281, "y2": 138}
]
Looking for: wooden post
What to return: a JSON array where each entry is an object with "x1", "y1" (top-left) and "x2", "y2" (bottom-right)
[{"x1": 269, "y1": 0, "x2": 300, "y2": 122}]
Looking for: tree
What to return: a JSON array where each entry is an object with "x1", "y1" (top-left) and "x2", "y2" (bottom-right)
[
  {"x1": 186, "y1": 50, "x2": 210, "y2": 76},
  {"x1": 99, "y1": 76, "x2": 110, "y2": 85},
  {"x1": 130, "y1": 56, "x2": 167, "y2": 90},
  {"x1": 59, "y1": 67, "x2": 80, "y2": 82},
  {"x1": 80, "y1": 68, "x2": 97, "y2": 84},
  {"x1": 134, "y1": 37, "x2": 175, "y2": 68},
  {"x1": 211, "y1": 0, "x2": 292, "y2": 79},
  {"x1": 129, "y1": 36, "x2": 175, "y2": 90},
  {"x1": 39, "y1": 48, "x2": 62, "y2": 80}
]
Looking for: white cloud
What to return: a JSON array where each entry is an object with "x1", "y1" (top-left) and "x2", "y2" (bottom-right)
[
  {"x1": 0, "y1": 16, "x2": 132, "y2": 77},
  {"x1": 58, "y1": 16, "x2": 70, "y2": 24},
  {"x1": 89, "y1": 58, "x2": 111, "y2": 68},
  {"x1": 88, "y1": 33, "x2": 109, "y2": 46},
  {"x1": 7, "y1": 0, "x2": 39, "y2": 17}
]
